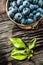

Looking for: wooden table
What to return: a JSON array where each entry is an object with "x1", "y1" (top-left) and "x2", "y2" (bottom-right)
[
  {"x1": 0, "y1": 1, "x2": 43, "y2": 65},
  {"x1": 0, "y1": 12, "x2": 43, "y2": 65}
]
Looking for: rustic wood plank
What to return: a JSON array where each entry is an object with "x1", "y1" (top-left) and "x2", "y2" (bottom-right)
[
  {"x1": 0, "y1": 12, "x2": 43, "y2": 65},
  {"x1": 0, "y1": 0, "x2": 43, "y2": 65},
  {"x1": 0, "y1": 0, "x2": 6, "y2": 14}
]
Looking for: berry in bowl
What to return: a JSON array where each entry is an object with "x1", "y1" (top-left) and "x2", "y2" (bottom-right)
[{"x1": 6, "y1": 0, "x2": 43, "y2": 29}]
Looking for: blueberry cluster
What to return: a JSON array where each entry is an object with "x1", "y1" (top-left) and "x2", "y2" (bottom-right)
[{"x1": 8, "y1": 0, "x2": 43, "y2": 24}]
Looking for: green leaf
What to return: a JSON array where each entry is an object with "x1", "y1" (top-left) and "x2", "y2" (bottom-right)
[
  {"x1": 28, "y1": 38, "x2": 36, "y2": 49},
  {"x1": 28, "y1": 50, "x2": 33, "y2": 54},
  {"x1": 10, "y1": 38, "x2": 26, "y2": 48},
  {"x1": 11, "y1": 54, "x2": 27, "y2": 60},
  {"x1": 11, "y1": 48, "x2": 27, "y2": 60},
  {"x1": 11, "y1": 48, "x2": 27, "y2": 55},
  {"x1": 28, "y1": 53, "x2": 33, "y2": 59},
  {"x1": 28, "y1": 50, "x2": 33, "y2": 59}
]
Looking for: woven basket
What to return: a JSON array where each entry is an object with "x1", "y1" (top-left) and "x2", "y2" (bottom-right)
[{"x1": 6, "y1": 0, "x2": 42, "y2": 30}]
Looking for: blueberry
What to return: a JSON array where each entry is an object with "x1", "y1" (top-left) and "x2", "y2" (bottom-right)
[
  {"x1": 29, "y1": 4, "x2": 34, "y2": 11},
  {"x1": 33, "y1": 0, "x2": 38, "y2": 4},
  {"x1": 20, "y1": 18, "x2": 26, "y2": 24},
  {"x1": 8, "y1": 10, "x2": 14, "y2": 18},
  {"x1": 8, "y1": 7, "x2": 15, "y2": 15},
  {"x1": 35, "y1": 12, "x2": 42, "y2": 19},
  {"x1": 34, "y1": 5, "x2": 39, "y2": 9},
  {"x1": 37, "y1": 8, "x2": 43, "y2": 14},
  {"x1": 14, "y1": 13, "x2": 22, "y2": 21},
  {"x1": 8, "y1": 7, "x2": 17, "y2": 14},
  {"x1": 17, "y1": 0, "x2": 23, "y2": 6},
  {"x1": 34, "y1": 12, "x2": 42, "y2": 21},
  {"x1": 38, "y1": 0, "x2": 43, "y2": 7},
  {"x1": 33, "y1": 15, "x2": 37, "y2": 21},
  {"x1": 9, "y1": 6, "x2": 12, "y2": 10},
  {"x1": 27, "y1": 0, "x2": 32, "y2": 3},
  {"x1": 29, "y1": 13, "x2": 33, "y2": 19},
  {"x1": 23, "y1": 8, "x2": 30, "y2": 15},
  {"x1": 10, "y1": 1, "x2": 17, "y2": 7},
  {"x1": 12, "y1": 6, "x2": 18, "y2": 14},
  {"x1": 32, "y1": 10, "x2": 36, "y2": 15},
  {"x1": 18, "y1": 5, "x2": 24, "y2": 12},
  {"x1": 23, "y1": 1, "x2": 30, "y2": 7},
  {"x1": 27, "y1": 18, "x2": 33, "y2": 24}
]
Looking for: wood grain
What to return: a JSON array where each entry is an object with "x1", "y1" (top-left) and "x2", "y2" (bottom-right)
[
  {"x1": 0, "y1": 13, "x2": 43, "y2": 65},
  {"x1": 0, "y1": 0, "x2": 6, "y2": 14},
  {"x1": 0, "y1": 0, "x2": 43, "y2": 64}
]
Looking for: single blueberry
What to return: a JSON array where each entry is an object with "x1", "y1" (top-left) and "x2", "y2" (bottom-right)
[
  {"x1": 38, "y1": 0, "x2": 43, "y2": 7},
  {"x1": 8, "y1": 8, "x2": 15, "y2": 15},
  {"x1": 23, "y1": 1, "x2": 30, "y2": 7},
  {"x1": 29, "y1": 4, "x2": 34, "y2": 11},
  {"x1": 9, "y1": 6, "x2": 12, "y2": 11},
  {"x1": 17, "y1": 0, "x2": 23, "y2": 6},
  {"x1": 20, "y1": 18, "x2": 26, "y2": 24},
  {"x1": 33, "y1": 0, "x2": 38, "y2": 4},
  {"x1": 12, "y1": 6, "x2": 18, "y2": 14},
  {"x1": 10, "y1": 1, "x2": 17, "y2": 7},
  {"x1": 32, "y1": 10, "x2": 36, "y2": 15},
  {"x1": 35, "y1": 12, "x2": 42, "y2": 19},
  {"x1": 14, "y1": 13, "x2": 22, "y2": 21},
  {"x1": 27, "y1": 18, "x2": 33, "y2": 24},
  {"x1": 29, "y1": 13, "x2": 33, "y2": 19},
  {"x1": 8, "y1": 10, "x2": 14, "y2": 18},
  {"x1": 37, "y1": 8, "x2": 43, "y2": 14},
  {"x1": 33, "y1": 15, "x2": 37, "y2": 21},
  {"x1": 9, "y1": 7, "x2": 17, "y2": 14},
  {"x1": 23, "y1": 8, "x2": 30, "y2": 15},
  {"x1": 34, "y1": 5, "x2": 39, "y2": 9},
  {"x1": 18, "y1": 5, "x2": 24, "y2": 12}
]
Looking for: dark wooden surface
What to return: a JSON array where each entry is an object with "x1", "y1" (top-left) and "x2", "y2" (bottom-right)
[
  {"x1": 0, "y1": 13, "x2": 43, "y2": 65},
  {"x1": 0, "y1": 0, "x2": 43, "y2": 65}
]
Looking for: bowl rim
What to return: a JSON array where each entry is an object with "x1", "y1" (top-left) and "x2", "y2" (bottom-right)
[{"x1": 6, "y1": 0, "x2": 43, "y2": 29}]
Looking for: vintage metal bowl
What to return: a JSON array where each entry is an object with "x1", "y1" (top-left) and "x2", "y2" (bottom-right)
[{"x1": 6, "y1": 0, "x2": 42, "y2": 30}]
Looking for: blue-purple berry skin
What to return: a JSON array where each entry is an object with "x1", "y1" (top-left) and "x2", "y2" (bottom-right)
[
  {"x1": 8, "y1": 0, "x2": 43, "y2": 25},
  {"x1": 34, "y1": 5, "x2": 39, "y2": 9},
  {"x1": 27, "y1": 18, "x2": 33, "y2": 24},
  {"x1": 27, "y1": 0, "x2": 32, "y2": 3},
  {"x1": 29, "y1": 13, "x2": 33, "y2": 19},
  {"x1": 38, "y1": 0, "x2": 43, "y2": 7},
  {"x1": 23, "y1": 1, "x2": 30, "y2": 7},
  {"x1": 29, "y1": 4, "x2": 34, "y2": 11},
  {"x1": 9, "y1": 6, "x2": 12, "y2": 11},
  {"x1": 8, "y1": 10, "x2": 14, "y2": 18},
  {"x1": 13, "y1": 6, "x2": 18, "y2": 13},
  {"x1": 33, "y1": 0, "x2": 38, "y2": 4},
  {"x1": 17, "y1": 0, "x2": 23, "y2": 6},
  {"x1": 32, "y1": 10, "x2": 36, "y2": 15},
  {"x1": 10, "y1": 1, "x2": 17, "y2": 7},
  {"x1": 33, "y1": 15, "x2": 37, "y2": 21},
  {"x1": 14, "y1": 13, "x2": 22, "y2": 21},
  {"x1": 8, "y1": 8, "x2": 15, "y2": 15},
  {"x1": 37, "y1": 8, "x2": 43, "y2": 14},
  {"x1": 35, "y1": 12, "x2": 41, "y2": 19},
  {"x1": 23, "y1": 8, "x2": 30, "y2": 15},
  {"x1": 20, "y1": 18, "x2": 26, "y2": 24},
  {"x1": 18, "y1": 5, "x2": 24, "y2": 12},
  {"x1": 9, "y1": 6, "x2": 18, "y2": 13}
]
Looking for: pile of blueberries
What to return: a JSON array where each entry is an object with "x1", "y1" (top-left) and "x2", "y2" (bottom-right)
[{"x1": 8, "y1": 0, "x2": 43, "y2": 24}]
